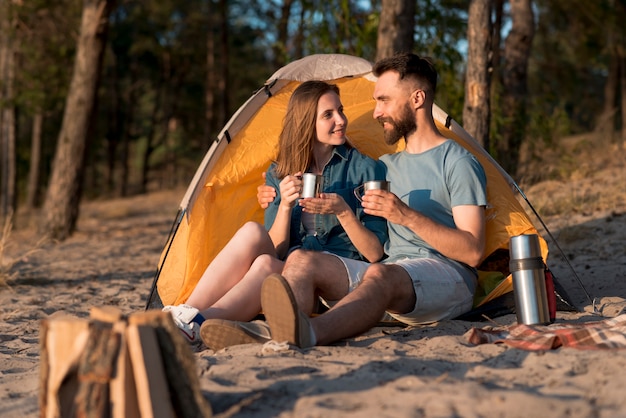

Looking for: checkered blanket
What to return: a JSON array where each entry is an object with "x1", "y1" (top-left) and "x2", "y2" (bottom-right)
[{"x1": 465, "y1": 314, "x2": 626, "y2": 350}]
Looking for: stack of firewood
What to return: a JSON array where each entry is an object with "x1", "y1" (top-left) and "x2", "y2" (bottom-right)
[{"x1": 40, "y1": 307, "x2": 212, "y2": 418}]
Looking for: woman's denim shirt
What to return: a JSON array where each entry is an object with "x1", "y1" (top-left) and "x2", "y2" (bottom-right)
[{"x1": 264, "y1": 144, "x2": 388, "y2": 261}]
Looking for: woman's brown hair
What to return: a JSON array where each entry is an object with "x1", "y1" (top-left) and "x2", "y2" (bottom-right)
[{"x1": 273, "y1": 80, "x2": 350, "y2": 178}]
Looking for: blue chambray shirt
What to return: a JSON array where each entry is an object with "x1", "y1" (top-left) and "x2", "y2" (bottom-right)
[{"x1": 264, "y1": 144, "x2": 388, "y2": 261}]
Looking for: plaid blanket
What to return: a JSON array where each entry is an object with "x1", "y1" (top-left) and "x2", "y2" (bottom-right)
[{"x1": 465, "y1": 314, "x2": 626, "y2": 350}]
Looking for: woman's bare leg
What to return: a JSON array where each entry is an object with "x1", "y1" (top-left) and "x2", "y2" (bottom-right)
[
  {"x1": 201, "y1": 254, "x2": 285, "y2": 321},
  {"x1": 186, "y1": 222, "x2": 277, "y2": 310}
]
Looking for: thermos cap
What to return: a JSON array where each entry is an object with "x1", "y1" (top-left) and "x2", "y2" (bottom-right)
[{"x1": 509, "y1": 234, "x2": 541, "y2": 260}]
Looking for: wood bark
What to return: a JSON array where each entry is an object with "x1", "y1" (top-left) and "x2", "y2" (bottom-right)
[
  {"x1": 0, "y1": 3, "x2": 16, "y2": 221},
  {"x1": 106, "y1": 52, "x2": 121, "y2": 195},
  {"x1": 497, "y1": 0, "x2": 534, "y2": 176},
  {"x1": 621, "y1": 53, "x2": 626, "y2": 146},
  {"x1": 40, "y1": 0, "x2": 116, "y2": 240},
  {"x1": 218, "y1": 0, "x2": 229, "y2": 128},
  {"x1": 118, "y1": 64, "x2": 138, "y2": 197},
  {"x1": 139, "y1": 81, "x2": 163, "y2": 194},
  {"x1": 489, "y1": 0, "x2": 504, "y2": 155},
  {"x1": 205, "y1": 0, "x2": 216, "y2": 144},
  {"x1": 597, "y1": 47, "x2": 619, "y2": 142},
  {"x1": 463, "y1": 0, "x2": 492, "y2": 148},
  {"x1": 40, "y1": 308, "x2": 212, "y2": 418},
  {"x1": 273, "y1": 0, "x2": 294, "y2": 68},
  {"x1": 376, "y1": 0, "x2": 415, "y2": 61},
  {"x1": 26, "y1": 112, "x2": 44, "y2": 209}
]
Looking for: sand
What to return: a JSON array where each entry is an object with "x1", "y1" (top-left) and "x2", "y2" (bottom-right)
[{"x1": 1, "y1": 140, "x2": 625, "y2": 417}]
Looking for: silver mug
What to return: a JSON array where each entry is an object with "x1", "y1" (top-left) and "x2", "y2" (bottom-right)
[
  {"x1": 353, "y1": 180, "x2": 390, "y2": 202},
  {"x1": 301, "y1": 173, "x2": 323, "y2": 198}
]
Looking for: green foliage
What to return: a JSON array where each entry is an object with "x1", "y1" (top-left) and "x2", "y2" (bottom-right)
[
  {"x1": 7, "y1": 0, "x2": 623, "y2": 207},
  {"x1": 413, "y1": 0, "x2": 469, "y2": 121},
  {"x1": 10, "y1": 0, "x2": 82, "y2": 201},
  {"x1": 530, "y1": 0, "x2": 619, "y2": 135}
]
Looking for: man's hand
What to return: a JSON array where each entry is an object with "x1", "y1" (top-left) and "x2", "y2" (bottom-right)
[
  {"x1": 257, "y1": 172, "x2": 277, "y2": 209},
  {"x1": 361, "y1": 189, "x2": 410, "y2": 224}
]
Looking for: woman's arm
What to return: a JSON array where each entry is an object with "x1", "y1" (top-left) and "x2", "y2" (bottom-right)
[{"x1": 266, "y1": 173, "x2": 302, "y2": 259}]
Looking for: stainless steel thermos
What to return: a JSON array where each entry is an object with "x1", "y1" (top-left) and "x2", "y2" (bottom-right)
[{"x1": 509, "y1": 234, "x2": 550, "y2": 325}]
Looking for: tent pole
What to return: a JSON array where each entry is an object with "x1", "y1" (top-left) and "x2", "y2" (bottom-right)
[{"x1": 145, "y1": 208, "x2": 186, "y2": 310}]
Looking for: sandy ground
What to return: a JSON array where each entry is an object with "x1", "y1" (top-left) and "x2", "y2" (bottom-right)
[{"x1": 1, "y1": 139, "x2": 625, "y2": 417}]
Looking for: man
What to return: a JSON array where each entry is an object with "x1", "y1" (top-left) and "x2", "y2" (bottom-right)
[{"x1": 259, "y1": 52, "x2": 487, "y2": 348}]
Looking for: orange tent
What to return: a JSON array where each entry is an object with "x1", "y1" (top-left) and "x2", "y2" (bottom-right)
[{"x1": 146, "y1": 54, "x2": 577, "y2": 317}]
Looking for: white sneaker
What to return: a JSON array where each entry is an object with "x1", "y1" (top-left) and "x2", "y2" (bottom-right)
[{"x1": 162, "y1": 304, "x2": 202, "y2": 345}]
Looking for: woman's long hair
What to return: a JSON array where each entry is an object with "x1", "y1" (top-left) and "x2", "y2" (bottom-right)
[{"x1": 273, "y1": 81, "x2": 351, "y2": 178}]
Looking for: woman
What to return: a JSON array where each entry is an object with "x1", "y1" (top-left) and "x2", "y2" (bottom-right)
[{"x1": 163, "y1": 80, "x2": 387, "y2": 349}]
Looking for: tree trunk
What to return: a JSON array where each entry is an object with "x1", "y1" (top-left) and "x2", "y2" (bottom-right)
[
  {"x1": 140, "y1": 82, "x2": 163, "y2": 194},
  {"x1": 205, "y1": 0, "x2": 216, "y2": 145},
  {"x1": 597, "y1": 46, "x2": 619, "y2": 143},
  {"x1": 376, "y1": 0, "x2": 415, "y2": 61},
  {"x1": 293, "y1": 5, "x2": 306, "y2": 59},
  {"x1": 118, "y1": 64, "x2": 138, "y2": 197},
  {"x1": 621, "y1": 54, "x2": 626, "y2": 147},
  {"x1": 26, "y1": 112, "x2": 44, "y2": 209},
  {"x1": 273, "y1": 0, "x2": 294, "y2": 68},
  {"x1": 218, "y1": 0, "x2": 229, "y2": 127},
  {"x1": 0, "y1": 7, "x2": 16, "y2": 221},
  {"x1": 497, "y1": 0, "x2": 534, "y2": 176},
  {"x1": 106, "y1": 52, "x2": 121, "y2": 195},
  {"x1": 489, "y1": 0, "x2": 504, "y2": 155},
  {"x1": 40, "y1": 0, "x2": 116, "y2": 240},
  {"x1": 463, "y1": 0, "x2": 492, "y2": 148}
]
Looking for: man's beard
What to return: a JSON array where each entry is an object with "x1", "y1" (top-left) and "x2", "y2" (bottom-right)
[{"x1": 379, "y1": 103, "x2": 417, "y2": 145}]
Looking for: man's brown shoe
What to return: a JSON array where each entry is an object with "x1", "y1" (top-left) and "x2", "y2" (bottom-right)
[{"x1": 261, "y1": 274, "x2": 314, "y2": 348}]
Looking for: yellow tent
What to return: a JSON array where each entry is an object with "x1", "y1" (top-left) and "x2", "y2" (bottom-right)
[{"x1": 146, "y1": 54, "x2": 573, "y2": 317}]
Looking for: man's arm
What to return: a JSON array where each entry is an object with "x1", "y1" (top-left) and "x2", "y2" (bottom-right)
[{"x1": 362, "y1": 191, "x2": 485, "y2": 267}]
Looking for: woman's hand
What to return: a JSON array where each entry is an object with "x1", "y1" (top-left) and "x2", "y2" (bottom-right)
[
  {"x1": 278, "y1": 172, "x2": 303, "y2": 209},
  {"x1": 299, "y1": 193, "x2": 350, "y2": 215}
]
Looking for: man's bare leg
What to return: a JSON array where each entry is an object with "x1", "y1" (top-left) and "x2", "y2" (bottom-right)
[
  {"x1": 309, "y1": 263, "x2": 415, "y2": 345},
  {"x1": 263, "y1": 256, "x2": 416, "y2": 347},
  {"x1": 280, "y1": 249, "x2": 352, "y2": 315}
]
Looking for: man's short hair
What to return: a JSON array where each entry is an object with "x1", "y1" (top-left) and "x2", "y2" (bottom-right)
[{"x1": 372, "y1": 53, "x2": 438, "y2": 93}]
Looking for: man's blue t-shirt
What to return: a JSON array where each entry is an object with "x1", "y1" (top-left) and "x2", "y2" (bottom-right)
[{"x1": 379, "y1": 140, "x2": 487, "y2": 280}]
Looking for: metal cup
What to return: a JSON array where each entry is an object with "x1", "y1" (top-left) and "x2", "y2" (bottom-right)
[
  {"x1": 301, "y1": 173, "x2": 323, "y2": 198},
  {"x1": 353, "y1": 180, "x2": 390, "y2": 202},
  {"x1": 509, "y1": 234, "x2": 550, "y2": 325}
]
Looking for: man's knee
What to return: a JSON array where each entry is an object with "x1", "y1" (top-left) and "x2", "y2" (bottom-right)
[
  {"x1": 362, "y1": 263, "x2": 388, "y2": 282},
  {"x1": 363, "y1": 263, "x2": 415, "y2": 313},
  {"x1": 284, "y1": 249, "x2": 318, "y2": 269},
  {"x1": 362, "y1": 263, "x2": 410, "y2": 295}
]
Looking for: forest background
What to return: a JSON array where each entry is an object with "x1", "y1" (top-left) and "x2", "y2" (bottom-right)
[{"x1": 0, "y1": 0, "x2": 625, "y2": 242}]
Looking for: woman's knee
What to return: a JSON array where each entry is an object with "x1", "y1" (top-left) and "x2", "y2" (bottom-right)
[
  {"x1": 233, "y1": 222, "x2": 273, "y2": 248},
  {"x1": 251, "y1": 254, "x2": 283, "y2": 275},
  {"x1": 236, "y1": 221, "x2": 266, "y2": 239}
]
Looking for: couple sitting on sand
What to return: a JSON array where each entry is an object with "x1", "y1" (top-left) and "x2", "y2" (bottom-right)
[{"x1": 163, "y1": 52, "x2": 487, "y2": 350}]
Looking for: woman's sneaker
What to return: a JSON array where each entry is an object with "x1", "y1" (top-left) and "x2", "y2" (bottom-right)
[{"x1": 162, "y1": 304, "x2": 203, "y2": 346}]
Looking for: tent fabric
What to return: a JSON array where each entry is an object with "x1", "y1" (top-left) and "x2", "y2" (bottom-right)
[{"x1": 149, "y1": 54, "x2": 549, "y2": 313}]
